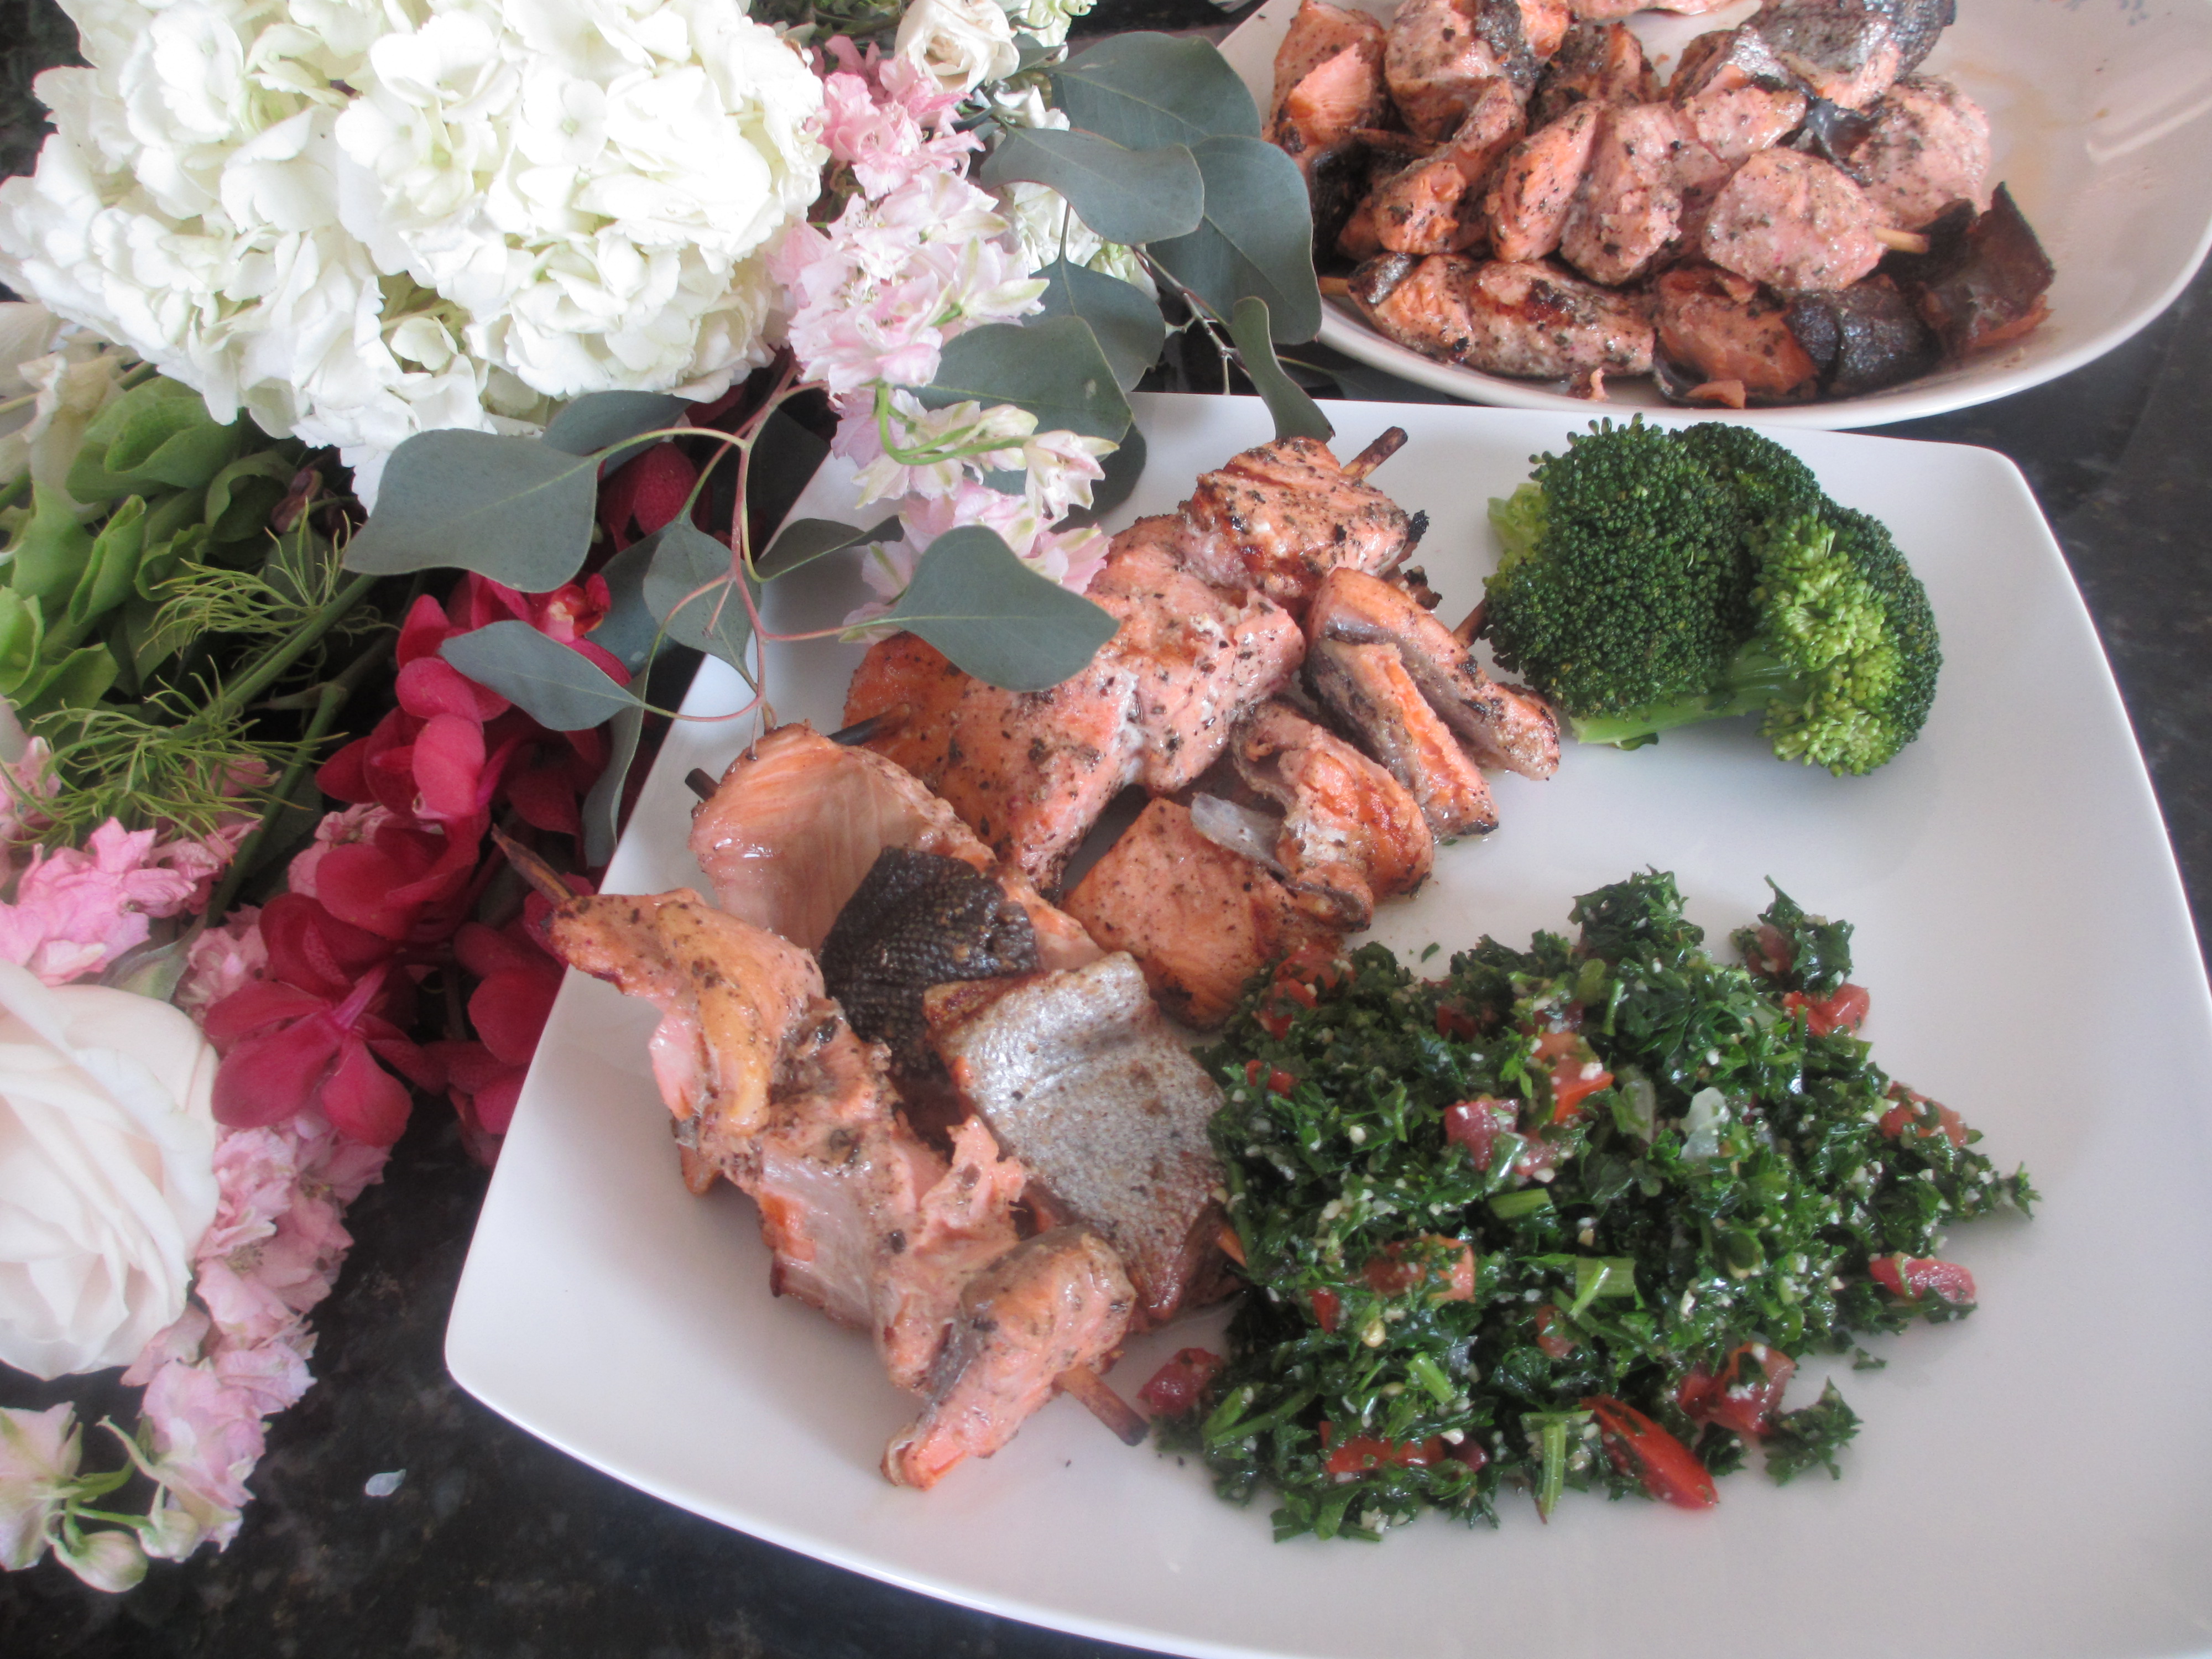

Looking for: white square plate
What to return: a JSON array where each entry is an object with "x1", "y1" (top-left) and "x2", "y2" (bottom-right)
[
  {"x1": 1215, "y1": 0, "x2": 2212, "y2": 425},
  {"x1": 447, "y1": 394, "x2": 2212, "y2": 1659}
]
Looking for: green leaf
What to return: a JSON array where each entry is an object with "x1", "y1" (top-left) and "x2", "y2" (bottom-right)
[
  {"x1": 1152, "y1": 135, "x2": 1322, "y2": 342},
  {"x1": 204, "y1": 450, "x2": 298, "y2": 547},
  {"x1": 1039, "y1": 260, "x2": 1167, "y2": 393},
  {"x1": 134, "y1": 521, "x2": 202, "y2": 602},
  {"x1": 541, "y1": 392, "x2": 687, "y2": 464},
  {"x1": 70, "y1": 379, "x2": 242, "y2": 497},
  {"x1": 17, "y1": 644, "x2": 119, "y2": 716},
  {"x1": 755, "y1": 515, "x2": 899, "y2": 581},
  {"x1": 69, "y1": 495, "x2": 149, "y2": 627},
  {"x1": 1051, "y1": 34, "x2": 1260, "y2": 148},
  {"x1": 581, "y1": 675, "x2": 648, "y2": 867},
  {"x1": 1062, "y1": 423, "x2": 1147, "y2": 526},
  {"x1": 345, "y1": 430, "x2": 598, "y2": 590},
  {"x1": 0, "y1": 591, "x2": 43, "y2": 696},
  {"x1": 918, "y1": 317, "x2": 1131, "y2": 442},
  {"x1": 642, "y1": 521, "x2": 755, "y2": 675},
  {"x1": 883, "y1": 526, "x2": 1118, "y2": 691},
  {"x1": 584, "y1": 536, "x2": 662, "y2": 675},
  {"x1": 744, "y1": 408, "x2": 831, "y2": 552},
  {"x1": 7, "y1": 484, "x2": 96, "y2": 602},
  {"x1": 1230, "y1": 296, "x2": 1335, "y2": 441},
  {"x1": 979, "y1": 128, "x2": 1204, "y2": 246},
  {"x1": 440, "y1": 621, "x2": 645, "y2": 731}
]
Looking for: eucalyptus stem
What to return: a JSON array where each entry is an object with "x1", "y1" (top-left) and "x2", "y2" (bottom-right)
[
  {"x1": 215, "y1": 569, "x2": 379, "y2": 714},
  {"x1": 201, "y1": 625, "x2": 393, "y2": 924}
]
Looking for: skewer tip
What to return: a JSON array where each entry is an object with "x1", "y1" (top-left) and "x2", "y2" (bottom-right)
[
  {"x1": 1342, "y1": 426, "x2": 1408, "y2": 483},
  {"x1": 1058, "y1": 1364, "x2": 1149, "y2": 1446}
]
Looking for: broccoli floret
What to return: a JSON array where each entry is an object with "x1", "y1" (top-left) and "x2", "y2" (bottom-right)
[
  {"x1": 1572, "y1": 511, "x2": 1942, "y2": 775},
  {"x1": 1482, "y1": 419, "x2": 1755, "y2": 718},
  {"x1": 1481, "y1": 421, "x2": 1940, "y2": 776}
]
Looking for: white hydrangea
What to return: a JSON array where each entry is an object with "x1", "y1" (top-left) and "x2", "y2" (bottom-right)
[
  {"x1": 0, "y1": 0, "x2": 826, "y2": 507},
  {"x1": 985, "y1": 97, "x2": 1154, "y2": 297}
]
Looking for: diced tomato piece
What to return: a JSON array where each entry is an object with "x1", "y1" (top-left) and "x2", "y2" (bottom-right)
[
  {"x1": 1446, "y1": 1436, "x2": 1488, "y2": 1472},
  {"x1": 1436, "y1": 1000, "x2": 1481, "y2": 1040},
  {"x1": 1534, "y1": 1030, "x2": 1613, "y2": 1123},
  {"x1": 1277, "y1": 945, "x2": 1344, "y2": 991},
  {"x1": 1743, "y1": 924, "x2": 1794, "y2": 981},
  {"x1": 1676, "y1": 1343, "x2": 1796, "y2": 1438},
  {"x1": 1257, "y1": 1006, "x2": 1294, "y2": 1040},
  {"x1": 1876, "y1": 1087, "x2": 1968, "y2": 1147},
  {"x1": 1322, "y1": 1430, "x2": 1443, "y2": 1477},
  {"x1": 1583, "y1": 1396, "x2": 1718, "y2": 1510},
  {"x1": 1136, "y1": 1348, "x2": 1224, "y2": 1417},
  {"x1": 1444, "y1": 1098, "x2": 1517, "y2": 1167},
  {"x1": 1363, "y1": 1237, "x2": 1477, "y2": 1301},
  {"x1": 1869, "y1": 1254, "x2": 1976, "y2": 1305},
  {"x1": 1311, "y1": 1286, "x2": 1342, "y2": 1333},
  {"x1": 1279, "y1": 977, "x2": 1319, "y2": 1009},
  {"x1": 1244, "y1": 1059, "x2": 1297, "y2": 1095},
  {"x1": 1533, "y1": 1302, "x2": 1578, "y2": 1359},
  {"x1": 1782, "y1": 983, "x2": 1870, "y2": 1036}
]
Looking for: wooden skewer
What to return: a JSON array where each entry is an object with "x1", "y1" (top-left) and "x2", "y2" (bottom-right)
[
  {"x1": 828, "y1": 710, "x2": 896, "y2": 747},
  {"x1": 1217, "y1": 1223, "x2": 1246, "y2": 1266},
  {"x1": 1319, "y1": 275, "x2": 1354, "y2": 300},
  {"x1": 491, "y1": 827, "x2": 587, "y2": 905},
  {"x1": 1452, "y1": 599, "x2": 1487, "y2": 646},
  {"x1": 1343, "y1": 426, "x2": 1408, "y2": 483},
  {"x1": 1058, "y1": 1364, "x2": 1149, "y2": 1446},
  {"x1": 685, "y1": 767, "x2": 717, "y2": 801},
  {"x1": 1874, "y1": 226, "x2": 1930, "y2": 254}
]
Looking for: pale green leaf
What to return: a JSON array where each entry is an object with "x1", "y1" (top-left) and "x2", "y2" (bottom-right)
[
  {"x1": 1051, "y1": 34, "x2": 1259, "y2": 149},
  {"x1": 919, "y1": 317, "x2": 1131, "y2": 442},
  {"x1": 344, "y1": 431, "x2": 597, "y2": 589},
  {"x1": 582, "y1": 674, "x2": 649, "y2": 866},
  {"x1": 1231, "y1": 296, "x2": 1335, "y2": 441},
  {"x1": 642, "y1": 520, "x2": 755, "y2": 676},
  {"x1": 541, "y1": 392, "x2": 687, "y2": 462},
  {"x1": 978, "y1": 128, "x2": 1203, "y2": 246},
  {"x1": 884, "y1": 526, "x2": 1118, "y2": 692},
  {"x1": 1039, "y1": 260, "x2": 1167, "y2": 393},
  {"x1": 756, "y1": 515, "x2": 898, "y2": 581},
  {"x1": 1151, "y1": 135, "x2": 1322, "y2": 342},
  {"x1": 441, "y1": 620, "x2": 644, "y2": 730}
]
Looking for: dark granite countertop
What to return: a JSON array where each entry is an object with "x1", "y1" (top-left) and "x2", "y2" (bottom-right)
[{"x1": 4, "y1": 1, "x2": 2209, "y2": 1653}]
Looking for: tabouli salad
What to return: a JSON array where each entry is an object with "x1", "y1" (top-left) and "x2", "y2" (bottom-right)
[{"x1": 1149, "y1": 872, "x2": 2033, "y2": 1541}]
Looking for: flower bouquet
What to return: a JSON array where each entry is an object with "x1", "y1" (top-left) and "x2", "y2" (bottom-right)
[{"x1": 0, "y1": 0, "x2": 1329, "y2": 1593}]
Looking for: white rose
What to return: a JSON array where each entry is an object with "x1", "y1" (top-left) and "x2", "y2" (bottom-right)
[
  {"x1": 0, "y1": 965, "x2": 220, "y2": 1381},
  {"x1": 896, "y1": 0, "x2": 1023, "y2": 95},
  {"x1": 1001, "y1": 0, "x2": 1092, "y2": 53}
]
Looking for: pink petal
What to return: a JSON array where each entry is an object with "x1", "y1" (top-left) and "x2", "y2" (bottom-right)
[{"x1": 318, "y1": 1037, "x2": 414, "y2": 1146}]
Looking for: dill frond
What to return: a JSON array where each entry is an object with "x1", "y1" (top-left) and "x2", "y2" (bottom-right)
[
  {"x1": 149, "y1": 528, "x2": 378, "y2": 659},
  {"x1": 25, "y1": 690, "x2": 301, "y2": 843}
]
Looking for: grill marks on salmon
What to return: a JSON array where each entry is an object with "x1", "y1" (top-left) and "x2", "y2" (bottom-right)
[
  {"x1": 926, "y1": 953, "x2": 1232, "y2": 1328},
  {"x1": 845, "y1": 437, "x2": 1409, "y2": 886},
  {"x1": 1353, "y1": 253, "x2": 1656, "y2": 383}
]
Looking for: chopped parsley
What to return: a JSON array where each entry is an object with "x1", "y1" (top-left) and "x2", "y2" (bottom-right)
[{"x1": 1170, "y1": 872, "x2": 2034, "y2": 1541}]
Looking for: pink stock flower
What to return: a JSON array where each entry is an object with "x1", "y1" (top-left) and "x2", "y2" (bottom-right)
[
  {"x1": 286, "y1": 806, "x2": 394, "y2": 903},
  {"x1": 0, "y1": 820, "x2": 199, "y2": 984},
  {"x1": 175, "y1": 905, "x2": 269, "y2": 1016},
  {"x1": 137, "y1": 1358, "x2": 263, "y2": 1545}
]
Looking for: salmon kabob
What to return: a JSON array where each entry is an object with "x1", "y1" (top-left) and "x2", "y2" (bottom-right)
[{"x1": 1271, "y1": 0, "x2": 2053, "y2": 405}]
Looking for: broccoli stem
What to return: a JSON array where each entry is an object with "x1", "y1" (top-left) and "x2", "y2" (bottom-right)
[{"x1": 1566, "y1": 644, "x2": 1799, "y2": 749}]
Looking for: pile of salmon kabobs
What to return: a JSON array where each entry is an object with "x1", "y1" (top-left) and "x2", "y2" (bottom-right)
[
  {"x1": 1273, "y1": 0, "x2": 2055, "y2": 404},
  {"x1": 542, "y1": 430, "x2": 1561, "y2": 1488}
]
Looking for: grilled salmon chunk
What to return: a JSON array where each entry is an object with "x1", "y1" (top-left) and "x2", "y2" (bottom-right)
[
  {"x1": 1310, "y1": 568, "x2": 1561, "y2": 780},
  {"x1": 884, "y1": 1227, "x2": 1135, "y2": 1490},
  {"x1": 1308, "y1": 638, "x2": 1500, "y2": 839},
  {"x1": 1531, "y1": 20, "x2": 1658, "y2": 126},
  {"x1": 1234, "y1": 699, "x2": 1434, "y2": 930},
  {"x1": 927, "y1": 952, "x2": 1231, "y2": 1327},
  {"x1": 1485, "y1": 101, "x2": 1604, "y2": 263},
  {"x1": 1065, "y1": 798, "x2": 1335, "y2": 1029},
  {"x1": 1702, "y1": 148, "x2": 1884, "y2": 293},
  {"x1": 1359, "y1": 80, "x2": 1527, "y2": 255},
  {"x1": 1269, "y1": 0, "x2": 1390, "y2": 179},
  {"x1": 1172, "y1": 437, "x2": 1417, "y2": 619},
  {"x1": 1839, "y1": 76, "x2": 1991, "y2": 231},
  {"x1": 1655, "y1": 265, "x2": 1819, "y2": 397}
]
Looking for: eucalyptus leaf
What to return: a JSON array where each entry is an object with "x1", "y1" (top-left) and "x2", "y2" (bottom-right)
[
  {"x1": 1151, "y1": 135, "x2": 1322, "y2": 342},
  {"x1": 1052, "y1": 33, "x2": 1259, "y2": 148},
  {"x1": 7, "y1": 483, "x2": 96, "y2": 602},
  {"x1": 541, "y1": 391, "x2": 687, "y2": 466},
  {"x1": 642, "y1": 520, "x2": 756, "y2": 675},
  {"x1": 756, "y1": 515, "x2": 898, "y2": 581},
  {"x1": 1230, "y1": 297, "x2": 1335, "y2": 441},
  {"x1": 440, "y1": 620, "x2": 645, "y2": 731},
  {"x1": 345, "y1": 430, "x2": 598, "y2": 589},
  {"x1": 745, "y1": 408, "x2": 831, "y2": 552},
  {"x1": 919, "y1": 317, "x2": 1131, "y2": 442},
  {"x1": 884, "y1": 526, "x2": 1118, "y2": 692},
  {"x1": 581, "y1": 677, "x2": 648, "y2": 867},
  {"x1": 585, "y1": 535, "x2": 662, "y2": 674},
  {"x1": 1039, "y1": 260, "x2": 1167, "y2": 393},
  {"x1": 978, "y1": 128, "x2": 1204, "y2": 246}
]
